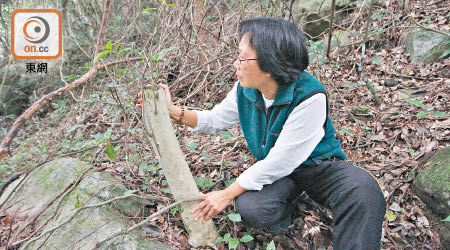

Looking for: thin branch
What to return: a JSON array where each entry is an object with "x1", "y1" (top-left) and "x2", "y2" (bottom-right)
[
  {"x1": 94, "y1": 0, "x2": 111, "y2": 56},
  {"x1": 409, "y1": 15, "x2": 450, "y2": 37},
  {"x1": 92, "y1": 197, "x2": 203, "y2": 249},
  {"x1": 376, "y1": 68, "x2": 443, "y2": 81},
  {"x1": 19, "y1": 193, "x2": 140, "y2": 250},
  {"x1": 197, "y1": 25, "x2": 237, "y2": 49},
  {"x1": 326, "y1": 0, "x2": 336, "y2": 58},
  {"x1": 171, "y1": 52, "x2": 233, "y2": 87},
  {"x1": 358, "y1": 0, "x2": 381, "y2": 106},
  {"x1": 0, "y1": 173, "x2": 20, "y2": 198},
  {"x1": 0, "y1": 55, "x2": 12, "y2": 105},
  {"x1": 0, "y1": 131, "x2": 129, "y2": 211},
  {"x1": 5, "y1": 217, "x2": 14, "y2": 250},
  {"x1": 14, "y1": 165, "x2": 95, "y2": 236}
]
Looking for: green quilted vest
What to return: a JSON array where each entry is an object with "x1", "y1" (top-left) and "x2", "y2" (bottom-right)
[{"x1": 236, "y1": 71, "x2": 346, "y2": 166}]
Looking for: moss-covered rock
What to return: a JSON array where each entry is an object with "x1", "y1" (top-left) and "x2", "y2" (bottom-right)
[
  {"x1": 292, "y1": 0, "x2": 383, "y2": 39},
  {"x1": 413, "y1": 147, "x2": 450, "y2": 217},
  {"x1": 440, "y1": 224, "x2": 450, "y2": 250},
  {"x1": 405, "y1": 28, "x2": 449, "y2": 64},
  {"x1": 0, "y1": 157, "x2": 172, "y2": 250},
  {"x1": 320, "y1": 30, "x2": 357, "y2": 52},
  {"x1": 413, "y1": 147, "x2": 450, "y2": 249}
]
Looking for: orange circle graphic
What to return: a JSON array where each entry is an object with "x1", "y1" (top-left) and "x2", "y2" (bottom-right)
[{"x1": 23, "y1": 19, "x2": 40, "y2": 39}]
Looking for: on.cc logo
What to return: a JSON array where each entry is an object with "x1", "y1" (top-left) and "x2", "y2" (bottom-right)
[
  {"x1": 11, "y1": 9, "x2": 62, "y2": 59},
  {"x1": 23, "y1": 16, "x2": 50, "y2": 44}
]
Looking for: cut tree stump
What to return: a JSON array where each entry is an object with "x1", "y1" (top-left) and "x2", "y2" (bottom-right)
[{"x1": 142, "y1": 86, "x2": 219, "y2": 248}]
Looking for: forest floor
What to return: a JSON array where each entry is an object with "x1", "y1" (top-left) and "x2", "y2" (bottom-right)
[{"x1": 1, "y1": 0, "x2": 449, "y2": 249}]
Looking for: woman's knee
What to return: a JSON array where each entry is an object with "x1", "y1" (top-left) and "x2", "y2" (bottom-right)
[
  {"x1": 235, "y1": 192, "x2": 285, "y2": 228},
  {"x1": 351, "y1": 167, "x2": 386, "y2": 212}
]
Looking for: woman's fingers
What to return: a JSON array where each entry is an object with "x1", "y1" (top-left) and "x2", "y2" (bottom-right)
[
  {"x1": 135, "y1": 93, "x2": 143, "y2": 108},
  {"x1": 195, "y1": 205, "x2": 211, "y2": 222},
  {"x1": 137, "y1": 84, "x2": 172, "y2": 109},
  {"x1": 158, "y1": 84, "x2": 173, "y2": 105},
  {"x1": 192, "y1": 200, "x2": 207, "y2": 214},
  {"x1": 203, "y1": 207, "x2": 217, "y2": 223}
]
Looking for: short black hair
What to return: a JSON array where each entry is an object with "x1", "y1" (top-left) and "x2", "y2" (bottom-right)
[{"x1": 239, "y1": 17, "x2": 309, "y2": 86}]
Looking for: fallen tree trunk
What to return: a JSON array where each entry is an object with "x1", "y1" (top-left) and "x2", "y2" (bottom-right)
[{"x1": 142, "y1": 87, "x2": 219, "y2": 248}]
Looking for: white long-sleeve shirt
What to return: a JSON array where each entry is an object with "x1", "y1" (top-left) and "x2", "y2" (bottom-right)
[{"x1": 192, "y1": 81, "x2": 327, "y2": 191}]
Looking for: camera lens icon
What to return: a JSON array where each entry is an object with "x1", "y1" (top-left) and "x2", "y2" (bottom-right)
[{"x1": 23, "y1": 16, "x2": 50, "y2": 44}]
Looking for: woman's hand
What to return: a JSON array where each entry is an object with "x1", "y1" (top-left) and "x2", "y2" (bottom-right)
[
  {"x1": 135, "y1": 91, "x2": 143, "y2": 109},
  {"x1": 192, "y1": 190, "x2": 234, "y2": 223},
  {"x1": 135, "y1": 84, "x2": 198, "y2": 127},
  {"x1": 135, "y1": 84, "x2": 175, "y2": 110},
  {"x1": 158, "y1": 84, "x2": 174, "y2": 109},
  {"x1": 192, "y1": 181, "x2": 246, "y2": 223}
]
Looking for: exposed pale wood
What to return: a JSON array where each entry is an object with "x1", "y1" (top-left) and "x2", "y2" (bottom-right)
[{"x1": 142, "y1": 87, "x2": 219, "y2": 248}]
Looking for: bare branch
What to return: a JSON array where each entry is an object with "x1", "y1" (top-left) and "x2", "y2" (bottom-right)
[{"x1": 326, "y1": 0, "x2": 336, "y2": 58}]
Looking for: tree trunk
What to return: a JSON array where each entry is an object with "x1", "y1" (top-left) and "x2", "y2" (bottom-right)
[{"x1": 142, "y1": 87, "x2": 218, "y2": 248}]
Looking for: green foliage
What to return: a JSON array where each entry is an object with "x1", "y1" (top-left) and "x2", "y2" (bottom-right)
[
  {"x1": 161, "y1": 188, "x2": 171, "y2": 194},
  {"x1": 123, "y1": 189, "x2": 138, "y2": 196},
  {"x1": 218, "y1": 130, "x2": 234, "y2": 140},
  {"x1": 139, "y1": 162, "x2": 158, "y2": 173},
  {"x1": 93, "y1": 50, "x2": 111, "y2": 63},
  {"x1": 240, "y1": 235, "x2": 254, "y2": 242},
  {"x1": 354, "y1": 119, "x2": 372, "y2": 131},
  {"x1": 372, "y1": 55, "x2": 381, "y2": 65},
  {"x1": 339, "y1": 129, "x2": 355, "y2": 135},
  {"x1": 387, "y1": 211, "x2": 397, "y2": 222},
  {"x1": 0, "y1": 164, "x2": 13, "y2": 181},
  {"x1": 308, "y1": 40, "x2": 327, "y2": 66},
  {"x1": 186, "y1": 141, "x2": 199, "y2": 153},
  {"x1": 105, "y1": 40, "x2": 113, "y2": 50},
  {"x1": 442, "y1": 215, "x2": 450, "y2": 222},
  {"x1": 106, "y1": 144, "x2": 115, "y2": 160},
  {"x1": 225, "y1": 178, "x2": 236, "y2": 187},
  {"x1": 227, "y1": 213, "x2": 242, "y2": 222},
  {"x1": 266, "y1": 240, "x2": 276, "y2": 250},
  {"x1": 432, "y1": 111, "x2": 448, "y2": 117},
  {"x1": 74, "y1": 195, "x2": 82, "y2": 208},
  {"x1": 202, "y1": 102, "x2": 214, "y2": 109},
  {"x1": 171, "y1": 205, "x2": 181, "y2": 215},
  {"x1": 405, "y1": 99, "x2": 448, "y2": 119},
  {"x1": 404, "y1": 148, "x2": 416, "y2": 156},
  {"x1": 119, "y1": 48, "x2": 131, "y2": 54},
  {"x1": 152, "y1": 47, "x2": 177, "y2": 62},
  {"x1": 142, "y1": 7, "x2": 157, "y2": 15},
  {"x1": 389, "y1": 202, "x2": 404, "y2": 212},
  {"x1": 438, "y1": 40, "x2": 450, "y2": 59},
  {"x1": 387, "y1": 202, "x2": 403, "y2": 222},
  {"x1": 406, "y1": 99, "x2": 428, "y2": 119},
  {"x1": 162, "y1": 4, "x2": 178, "y2": 7},
  {"x1": 195, "y1": 177, "x2": 214, "y2": 188},
  {"x1": 406, "y1": 99, "x2": 429, "y2": 110},
  {"x1": 216, "y1": 232, "x2": 254, "y2": 249},
  {"x1": 216, "y1": 233, "x2": 242, "y2": 249},
  {"x1": 93, "y1": 130, "x2": 112, "y2": 143}
]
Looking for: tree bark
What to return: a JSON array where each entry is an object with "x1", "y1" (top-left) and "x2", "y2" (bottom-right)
[{"x1": 142, "y1": 87, "x2": 219, "y2": 248}]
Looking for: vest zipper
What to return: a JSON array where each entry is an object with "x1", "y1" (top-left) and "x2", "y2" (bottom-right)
[{"x1": 261, "y1": 106, "x2": 273, "y2": 156}]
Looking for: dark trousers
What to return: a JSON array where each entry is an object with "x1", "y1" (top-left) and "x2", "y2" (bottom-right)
[{"x1": 235, "y1": 160, "x2": 386, "y2": 250}]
